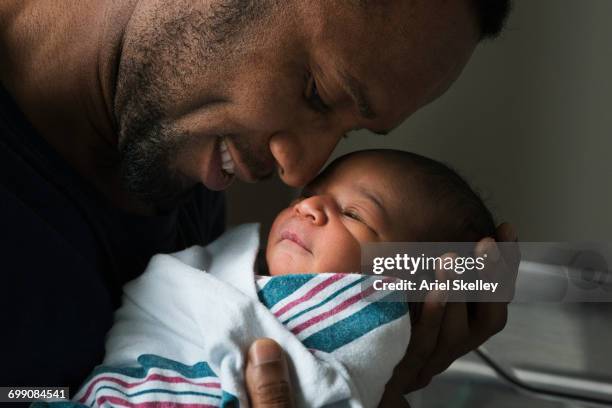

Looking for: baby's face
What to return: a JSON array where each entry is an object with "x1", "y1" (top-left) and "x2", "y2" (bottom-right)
[{"x1": 266, "y1": 153, "x2": 419, "y2": 276}]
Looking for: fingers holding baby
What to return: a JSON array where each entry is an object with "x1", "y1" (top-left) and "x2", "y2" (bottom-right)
[{"x1": 246, "y1": 338, "x2": 294, "y2": 408}]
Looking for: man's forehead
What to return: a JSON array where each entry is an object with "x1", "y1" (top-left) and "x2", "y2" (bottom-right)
[{"x1": 305, "y1": 0, "x2": 479, "y2": 132}]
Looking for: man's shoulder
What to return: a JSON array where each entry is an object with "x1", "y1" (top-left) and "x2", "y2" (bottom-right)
[{"x1": 0, "y1": 163, "x2": 114, "y2": 389}]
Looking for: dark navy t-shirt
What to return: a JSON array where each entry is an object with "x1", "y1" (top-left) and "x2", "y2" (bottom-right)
[{"x1": 0, "y1": 85, "x2": 225, "y2": 391}]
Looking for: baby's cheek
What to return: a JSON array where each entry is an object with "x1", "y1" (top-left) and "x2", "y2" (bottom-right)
[
  {"x1": 317, "y1": 238, "x2": 362, "y2": 273},
  {"x1": 347, "y1": 222, "x2": 379, "y2": 244}
]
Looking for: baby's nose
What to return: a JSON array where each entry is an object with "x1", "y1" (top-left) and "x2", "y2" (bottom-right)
[{"x1": 294, "y1": 196, "x2": 329, "y2": 225}]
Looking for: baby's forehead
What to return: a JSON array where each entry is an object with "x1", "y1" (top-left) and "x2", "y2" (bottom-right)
[
  {"x1": 310, "y1": 152, "x2": 420, "y2": 206},
  {"x1": 304, "y1": 151, "x2": 432, "y2": 241},
  {"x1": 315, "y1": 151, "x2": 416, "y2": 186}
]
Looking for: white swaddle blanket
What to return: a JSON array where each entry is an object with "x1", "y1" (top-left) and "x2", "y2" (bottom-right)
[{"x1": 72, "y1": 224, "x2": 411, "y2": 408}]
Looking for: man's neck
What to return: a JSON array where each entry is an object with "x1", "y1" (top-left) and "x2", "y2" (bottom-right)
[{"x1": 0, "y1": 0, "x2": 153, "y2": 214}]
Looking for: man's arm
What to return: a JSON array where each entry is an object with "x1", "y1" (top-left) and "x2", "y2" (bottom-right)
[{"x1": 0, "y1": 186, "x2": 114, "y2": 390}]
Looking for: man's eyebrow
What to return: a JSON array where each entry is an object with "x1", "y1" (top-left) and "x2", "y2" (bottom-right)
[
  {"x1": 341, "y1": 72, "x2": 392, "y2": 135},
  {"x1": 341, "y1": 72, "x2": 377, "y2": 120}
]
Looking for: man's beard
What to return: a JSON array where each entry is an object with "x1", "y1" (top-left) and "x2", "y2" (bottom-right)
[
  {"x1": 113, "y1": 0, "x2": 274, "y2": 209},
  {"x1": 117, "y1": 98, "x2": 197, "y2": 210}
]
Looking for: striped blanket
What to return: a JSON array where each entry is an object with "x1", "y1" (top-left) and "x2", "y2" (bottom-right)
[
  {"x1": 34, "y1": 224, "x2": 410, "y2": 408},
  {"x1": 256, "y1": 273, "x2": 408, "y2": 354}
]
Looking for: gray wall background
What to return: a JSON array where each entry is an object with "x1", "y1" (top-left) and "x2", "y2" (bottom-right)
[{"x1": 227, "y1": 0, "x2": 612, "y2": 242}]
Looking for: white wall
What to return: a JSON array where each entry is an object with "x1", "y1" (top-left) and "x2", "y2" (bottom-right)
[{"x1": 229, "y1": 0, "x2": 612, "y2": 242}]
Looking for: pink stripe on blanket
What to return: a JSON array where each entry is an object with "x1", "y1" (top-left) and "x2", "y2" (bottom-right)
[
  {"x1": 274, "y1": 274, "x2": 346, "y2": 318},
  {"x1": 290, "y1": 283, "x2": 378, "y2": 335},
  {"x1": 78, "y1": 373, "x2": 220, "y2": 403},
  {"x1": 96, "y1": 395, "x2": 217, "y2": 408}
]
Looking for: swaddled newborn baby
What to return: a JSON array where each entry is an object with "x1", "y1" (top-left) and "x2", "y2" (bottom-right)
[{"x1": 56, "y1": 150, "x2": 495, "y2": 408}]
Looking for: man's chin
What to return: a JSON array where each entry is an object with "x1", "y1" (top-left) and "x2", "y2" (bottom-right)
[
  {"x1": 122, "y1": 170, "x2": 200, "y2": 213},
  {"x1": 201, "y1": 171, "x2": 236, "y2": 191},
  {"x1": 155, "y1": 184, "x2": 201, "y2": 212}
]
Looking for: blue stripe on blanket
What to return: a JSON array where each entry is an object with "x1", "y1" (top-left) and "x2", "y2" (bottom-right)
[
  {"x1": 80, "y1": 353, "x2": 218, "y2": 387},
  {"x1": 71, "y1": 354, "x2": 235, "y2": 408},
  {"x1": 281, "y1": 276, "x2": 369, "y2": 325},
  {"x1": 137, "y1": 354, "x2": 218, "y2": 378},
  {"x1": 92, "y1": 385, "x2": 222, "y2": 399},
  {"x1": 32, "y1": 383, "x2": 239, "y2": 408},
  {"x1": 302, "y1": 295, "x2": 408, "y2": 353},
  {"x1": 257, "y1": 274, "x2": 315, "y2": 308},
  {"x1": 221, "y1": 391, "x2": 240, "y2": 407}
]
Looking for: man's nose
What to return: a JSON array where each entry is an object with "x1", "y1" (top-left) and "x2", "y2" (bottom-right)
[
  {"x1": 294, "y1": 196, "x2": 330, "y2": 226},
  {"x1": 269, "y1": 128, "x2": 344, "y2": 187}
]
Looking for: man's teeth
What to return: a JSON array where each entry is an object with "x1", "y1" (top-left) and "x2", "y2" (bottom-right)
[{"x1": 219, "y1": 138, "x2": 235, "y2": 175}]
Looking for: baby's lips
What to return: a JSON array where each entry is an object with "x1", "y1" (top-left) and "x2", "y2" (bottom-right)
[{"x1": 280, "y1": 227, "x2": 312, "y2": 253}]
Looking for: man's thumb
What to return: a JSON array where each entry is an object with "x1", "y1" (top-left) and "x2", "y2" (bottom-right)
[{"x1": 245, "y1": 338, "x2": 294, "y2": 407}]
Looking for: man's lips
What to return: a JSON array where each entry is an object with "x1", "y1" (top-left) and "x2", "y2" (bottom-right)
[
  {"x1": 222, "y1": 137, "x2": 274, "y2": 182},
  {"x1": 280, "y1": 230, "x2": 311, "y2": 253},
  {"x1": 201, "y1": 137, "x2": 234, "y2": 191}
]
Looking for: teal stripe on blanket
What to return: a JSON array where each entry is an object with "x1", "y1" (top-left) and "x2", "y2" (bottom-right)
[
  {"x1": 258, "y1": 274, "x2": 315, "y2": 308},
  {"x1": 138, "y1": 354, "x2": 218, "y2": 378},
  {"x1": 302, "y1": 296, "x2": 408, "y2": 353},
  {"x1": 281, "y1": 276, "x2": 369, "y2": 325},
  {"x1": 82, "y1": 354, "x2": 218, "y2": 385},
  {"x1": 91, "y1": 385, "x2": 221, "y2": 399},
  {"x1": 221, "y1": 391, "x2": 240, "y2": 407}
]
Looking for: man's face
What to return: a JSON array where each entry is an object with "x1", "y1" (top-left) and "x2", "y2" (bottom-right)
[{"x1": 114, "y1": 0, "x2": 478, "y2": 205}]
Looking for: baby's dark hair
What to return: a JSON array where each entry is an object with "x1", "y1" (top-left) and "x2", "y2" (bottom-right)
[
  {"x1": 400, "y1": 151, "x2": 495, "y2": 242},
  {"x1": 333, "y1": 149, "x2": 495, "y2": 242}
]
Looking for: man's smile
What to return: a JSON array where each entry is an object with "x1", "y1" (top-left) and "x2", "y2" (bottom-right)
[
  {"x1": 219, "y1": 137, "x2": 236, "y2": 175},
  {"x1": 219, "y1": 135, "x2": 276, "y2": 184}
]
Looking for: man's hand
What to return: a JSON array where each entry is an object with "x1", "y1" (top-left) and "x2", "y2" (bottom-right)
[
  {"x1": 383, "y1": 222, "x2": 520, "y2": 398},
  {"x1": 245, "y1": 338, "x2": 294, "y2": 408}
]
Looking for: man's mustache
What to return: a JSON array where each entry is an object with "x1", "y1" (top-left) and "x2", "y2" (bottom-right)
[{"x1": 226, "y1": 133, "x2": 276, "y2": 180}]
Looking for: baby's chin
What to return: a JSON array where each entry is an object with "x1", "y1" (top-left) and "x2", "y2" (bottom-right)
[
  {"x1": 267, "y1": 264, "x2": 310, "y2": 276},
  {"x1": 266, "y1": 263, "x2": 360, "y2": 276},
  {"x1": 265, "y1": 247, "x2": 312, "y2": 276},
  {"x1": 266, "y1": 261, "x2": 319, "y2": 276},
  {"x1": 265, "y1": 249, "x2": 359, "y2": 276}
]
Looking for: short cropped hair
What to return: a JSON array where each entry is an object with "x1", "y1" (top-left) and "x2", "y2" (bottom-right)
[{"x1": 403, "y1": 152, "x2": 496, "y2": 242}]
